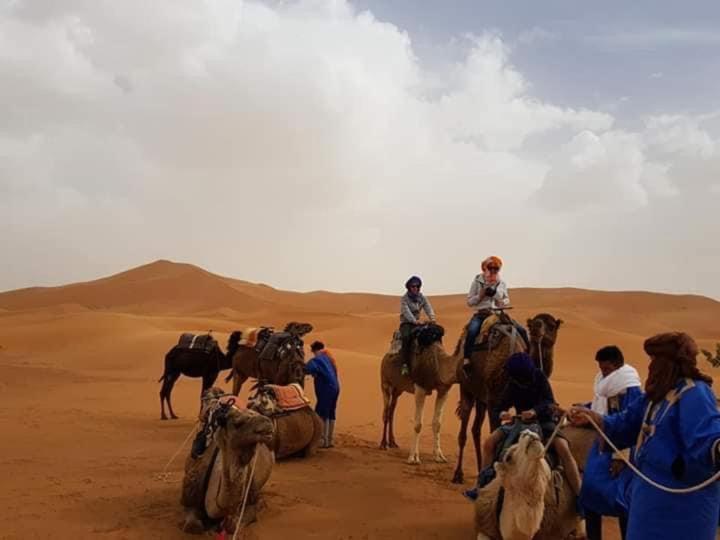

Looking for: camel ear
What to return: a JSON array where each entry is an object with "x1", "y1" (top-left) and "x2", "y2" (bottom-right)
[
  {"x1": 526, "y1": 318, "x2": 532, "y2": 327},
  {"x1": 494, "y1": 461, "x2": 506, "y2": 477},
  {"x1": 556, "y1": 319, "x2": 564, "y2": 328}
]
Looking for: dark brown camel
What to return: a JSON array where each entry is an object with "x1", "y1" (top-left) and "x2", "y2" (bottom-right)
[
  {"x1": 158, "y1": 333, "x2": 232, "y2": 420},
  {"x1": 451, "y1": 312, "x2": 563, "y2": 484},
  {"x1": 224, "y1": 322, "x2": 313, "y2": 394}
]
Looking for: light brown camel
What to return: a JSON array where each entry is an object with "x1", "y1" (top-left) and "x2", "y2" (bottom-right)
[
  {"x1": 248, "y1": 384, "x2": 324, "y2": 459},
  {"x1": 379, "y1": 323, "x2": 462, "y2": 464},
  {"x1": 474, "y1": 430, "x2": 589, "y2": 540},
  {"x1": 452, "y1": 312, "x2": 563, "y2": 483},
  {"x1": 224, "y1": 322, "x2": 313, "y2": 394},
  {"x1": 180, "y1": 389, "x2": 275, "y2": 534}
]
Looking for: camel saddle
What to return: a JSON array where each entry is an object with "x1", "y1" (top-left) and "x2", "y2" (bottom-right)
[
  {"x1": 471, "y1": 312, "x2": 527, "y2": 352},
  {"x1": 388, "y1": 330, "x2": 402, "y2": 355},
  {"x1": 262, "y1": 384, "x2": 310, "y2": 412},
  {"x1": 256, "y1": 331, "x2": 291, "y2": 362},
  {"x1": 177, "y1": 333, "x2": 217, "y2": 354},
  {"x1": 238, "y1": 326, "x2": 274, "y2": 352}
]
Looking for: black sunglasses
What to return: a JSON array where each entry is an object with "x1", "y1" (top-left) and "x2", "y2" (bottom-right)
[{"x1": 487, "y1": 267, "x2": 500, "y2": 272}]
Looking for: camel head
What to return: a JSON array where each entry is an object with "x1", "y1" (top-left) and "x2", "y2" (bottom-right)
[
  {"x1": 283, "y1": 321, "x2": 314, "y2": 337},
  {"x1": 213, "y1": 402, "x2": 275, "y2": 454},
  {"x1": 274, "y1": 335, "x2": 307, "y2": 388},
  {"x1": 494, "y1": 430, "x2": 551, "y2": 539},
  {"x1": 527, "y1": 313, "x2": 563, "y2": 345}
]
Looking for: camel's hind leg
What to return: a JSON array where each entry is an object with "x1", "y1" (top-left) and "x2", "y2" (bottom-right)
[
  {"x1": 407, "y1": 385, "x2": 427, "y2": 464},
  {"x1": 452, "y1": 392, "x2": 473, "y2": 483},
  {"x1": 387, "y1": 391, "x2": 401, "y2": 448},
  {"x1": 432, "y1": 389, "x2": 450, "y2": 463}
]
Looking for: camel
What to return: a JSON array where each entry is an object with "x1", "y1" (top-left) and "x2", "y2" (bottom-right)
[
  {"x1": 379, "y1": 323, "x2": 461, "y2": 464},
  {"x1": 225, "y1": 322, "x2": 313, "y2": 395},
  {"x1": 180, "y1": 389, "x2": 275, "y2": 534},
  {"x1": 158, "y1": 332, "x2": 232, "y2": 420},
  {"x1": 248, "y1": 384, "x2": 324, "y2": 459},
  {"x1": 452, "y1": 312, "x2": 563, "y2": 483},
  {"x1": 474, "y1": 430, "x2": 587, "y2": 540}
]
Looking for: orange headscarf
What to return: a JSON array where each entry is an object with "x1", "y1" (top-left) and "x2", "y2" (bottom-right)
[
  {"x1": 481, "y1": 256, "x2": 503, "y2": 285},
  {"x1": 481, "y1": 256, "x2": 503, "y2": 271}
]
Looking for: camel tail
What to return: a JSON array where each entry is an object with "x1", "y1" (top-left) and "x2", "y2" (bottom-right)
[{"x1": 455, "y1": 400, "x2": 463, "y2": 418}]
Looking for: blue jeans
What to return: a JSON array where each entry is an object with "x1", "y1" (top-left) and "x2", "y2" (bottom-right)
[{"x1": 463, "y1": 314, "x2": 486, "y2": 359}]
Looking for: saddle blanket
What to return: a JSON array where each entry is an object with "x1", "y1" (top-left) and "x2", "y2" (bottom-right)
[
  {"x1": 479, "y1": 314, "x2": 501, "y2": 342},
  {"x1": 264, "y1": 383, "x2": 311, "y2": 411}
]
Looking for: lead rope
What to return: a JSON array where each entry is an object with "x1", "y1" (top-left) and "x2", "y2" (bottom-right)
[
  {"x1": 155, "y1": 424, "x2": 198, "y2": 481},
  {"x1": 580, "y1": 412, "x2": 720, "y2": 494}
]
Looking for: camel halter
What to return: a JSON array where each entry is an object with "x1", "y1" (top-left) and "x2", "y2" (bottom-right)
[
  {"x1": 536, "y1": 339, "x2": 544, "y2": 373},
  {"x1": 579, "y1": 412, "x2": 720, "y2": 494}
]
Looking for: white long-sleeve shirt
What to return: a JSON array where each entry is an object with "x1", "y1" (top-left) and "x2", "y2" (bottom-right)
[{"x1": 466, "y1": 275, "x2": 509, "y2": 311}]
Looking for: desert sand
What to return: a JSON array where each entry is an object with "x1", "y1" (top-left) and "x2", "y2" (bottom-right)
[{"x1": 1, "y1": 259, "x2": 719, "y2": 539}]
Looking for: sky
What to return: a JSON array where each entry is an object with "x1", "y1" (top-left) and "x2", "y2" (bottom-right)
[{"x1": 1, "y1": 0, "x2": 719, "y2": 298}]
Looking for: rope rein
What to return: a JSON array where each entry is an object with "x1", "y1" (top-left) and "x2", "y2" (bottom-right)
[
  {"x1": 581, "y1": 412, "x2": 720, "y2": 495},
  {"x1": 231, "y1": 450, "x2": 259, "y2": 540},
  {"x1": 543, "y1": 412, "x2": 567, "y2": 452}
]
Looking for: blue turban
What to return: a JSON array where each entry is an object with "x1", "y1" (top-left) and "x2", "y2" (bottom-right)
[
  {"x1": 405, "y1": 275, "x2": 422, "y2": 289},
  {"x1": 506, "y1": 352, "x2": 535, "y2": 381}
]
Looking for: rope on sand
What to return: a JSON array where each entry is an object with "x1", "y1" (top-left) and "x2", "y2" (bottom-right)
[{"x1": 155, "y1": 424, "x2": 198, "y2": 481}]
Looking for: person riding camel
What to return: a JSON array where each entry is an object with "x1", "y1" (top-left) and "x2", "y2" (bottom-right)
[
  {"x1": 465, "y1": 352, "x2": 582, "y2": 505},
  {"x1": 399, "y1": 275, "x2": 436, "y2": 377},
  {"x1": 462, "y1": 256, "x2": 509, "y2": 372}
]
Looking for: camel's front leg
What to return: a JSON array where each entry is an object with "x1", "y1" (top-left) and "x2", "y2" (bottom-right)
[
  {"x1": 432, "y1": 389, "x2": 450, "y2": 463},
  {"x1": 407, "y1": 385, "x2": 427, "y2": 464}
]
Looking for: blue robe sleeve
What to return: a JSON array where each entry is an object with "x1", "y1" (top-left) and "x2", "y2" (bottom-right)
[
  {"x1": 679, "y1": 382, "x2": 720, "y2": 465},
  {"x1": 304, "y1": 358, "x2": 319, "y2": 376},
  {"x1": 602, "y1": 392, "x2": 647, "y2": 450},
  {"x1": 620, "y1": 386, "x2": 643, "y2": 410}
]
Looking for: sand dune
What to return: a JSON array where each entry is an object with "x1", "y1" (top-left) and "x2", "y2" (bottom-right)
[{"x1": 1, "y1": 260, "x2": 719, "y2": 539}]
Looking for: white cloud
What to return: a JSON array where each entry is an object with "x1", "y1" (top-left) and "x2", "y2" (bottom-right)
[
  {"x1": 534, "y1": 130, "x2": 650, "y2": 212},
  {"x1": 0, "y1": 0, "x2": 718, "y2": 298}
]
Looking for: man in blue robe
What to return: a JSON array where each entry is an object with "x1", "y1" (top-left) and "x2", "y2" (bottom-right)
[
  {"x1": 578, "y1": 345, "x2": 643, "y2": 540},
  {"x1": 571, "y1": 332, "x2": 720, "y2": 540},
  {"x1": 305, "y1": 341, "x2": 340, "y2": 448}
]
